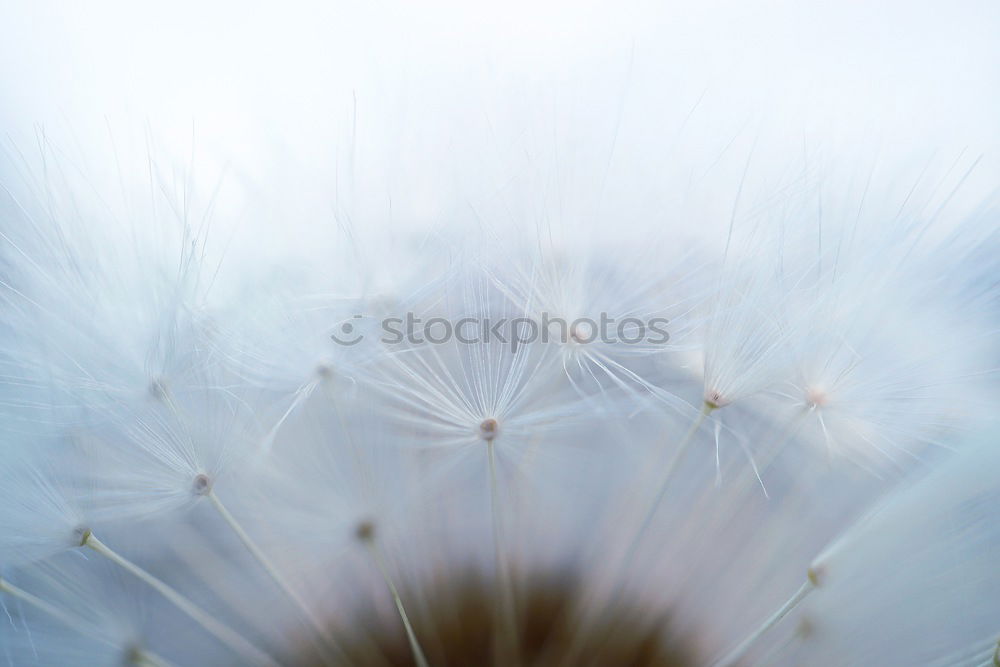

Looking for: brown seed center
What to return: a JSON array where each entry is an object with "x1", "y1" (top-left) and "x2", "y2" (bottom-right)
[{"x1": 479, "y1": 418, "x2": 499, "y2": 440}]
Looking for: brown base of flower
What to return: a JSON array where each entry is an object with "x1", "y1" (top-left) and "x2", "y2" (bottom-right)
[{"x1": 288, "y1": 567, "x2": 696, "y2": 666}]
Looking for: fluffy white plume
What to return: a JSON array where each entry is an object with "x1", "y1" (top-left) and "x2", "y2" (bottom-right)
[{"x1": 2, "y1": 1, "x2": 1000, "y2": 666}]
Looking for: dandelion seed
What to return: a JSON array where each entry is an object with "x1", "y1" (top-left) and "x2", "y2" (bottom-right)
[{"x1": 355, "y1": 520, "x2": 430, "y2": 667}]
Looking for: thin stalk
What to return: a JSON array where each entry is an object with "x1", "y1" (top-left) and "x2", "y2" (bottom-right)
[
  {"x1": 681, "y1": 410, "x2": 809, "y2": 573},
  {"x1": 557, "y1": 403, "x2": 714, "y2": 667},
  {"x1": 130, "y1": 648, "x2": 178, "y2": 667},
  {"x1": 745, "y1": 620, "x2": 804, "y2": 667},
  {"x1": 621, "y1": 402, "x2": 714, "y2": 568},
  {"x1": 360, "y1": 534, "x2": 430, "y2": 667},
  {"x1": 925, "y1": 637, "x2": 1000, "y2": 667},
  {"x1": 711, "y1": 580, "x2": 814, "y2": 667},
  {"x1": 0, "y1": 577, "x2": 175, "y2": 667},
  {"x1": 487, "y1": 439, "x2": 519, "y2": 665},
  {"x1": 81, "y1": 532, "x2": 280, "y2": 667},
  {"x1": 0, "y1": 576, "x2": 93, "y2": 636},
  {"x1": 206, "y1": 490, "x2": 343, "y2": 664}
]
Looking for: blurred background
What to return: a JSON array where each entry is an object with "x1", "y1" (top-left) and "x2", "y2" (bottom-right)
[{"x1": 2, "y1": 0, "x2": 998, "y2": 232}]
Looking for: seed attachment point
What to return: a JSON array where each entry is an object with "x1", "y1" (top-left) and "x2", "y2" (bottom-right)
[
  {"x1": 315, "y1": 362, "x2": 335, "y2": 380},
  {"x1": 148, "y1": 377, "x2": 170, "y2": 401},
  {"x1": 356, "y1": 520, "x2": 375, "y2": 542},
  {"x1": 75, "y1": 526, "x2": 92, "y2": 547},
  {"x1": 805, "y1": 386, "x2": 829, "y2": 409},
  {"x1": 479, "y1": 418, "x2": 499, "y2": 441},
  {"x1": 192, "y1": 473, "x2": 213, "y2": 496},
  {"x1": 125, "y1": 645, "x2": 145, "y2": 666},
  {"x1": 704, "y1": 391, "x2": 727, "y2": 410},
  {"x1": 569, "y1": 322, "x2": 593, "y2": 344}
]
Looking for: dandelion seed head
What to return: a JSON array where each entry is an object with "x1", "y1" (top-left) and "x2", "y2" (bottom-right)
[{"x1": 2, "y1": 14, "x2": 1000, "y2": 664}]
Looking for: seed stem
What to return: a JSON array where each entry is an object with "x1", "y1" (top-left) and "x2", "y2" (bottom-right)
[
  {"x1": 487, "y1": 439, "x2": 520, "y2": 665},
  {"x1": 81, "y1": 532, "x2": 280, "y2": 667},
  {"x1": 711, "y1": 579, "x2": 814, "y2": 667},
  {"x1": 621, "y1": 402, "x2": 714, "y2": 568},
  {"x1": 556, "y1": 403, "x2": 714, "y2": 667},
  {"x1": 1, "y1": 576, "x2": 175, "y2": 666},
  {"x1": 207, "y1": 491, "x2": 343, "y2": 664},
  {"x1": 0, "y1": 576, "x2": 92, "y2": 636},
  {"x1": 130, "y1": 648, "x2": 177, "y2": 667},
  {"x1": 360, "y1": 533, "x2": 430, "y2": 667}
]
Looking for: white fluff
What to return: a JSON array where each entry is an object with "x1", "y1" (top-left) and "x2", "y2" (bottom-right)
[{"x1": 2, "y1": 1, "x2": 1000, "y2": 666}]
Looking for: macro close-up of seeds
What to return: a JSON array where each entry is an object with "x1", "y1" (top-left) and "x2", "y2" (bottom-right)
[{"x1": 1, "y1": 1, "x2": 1000, "y2": 666}]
